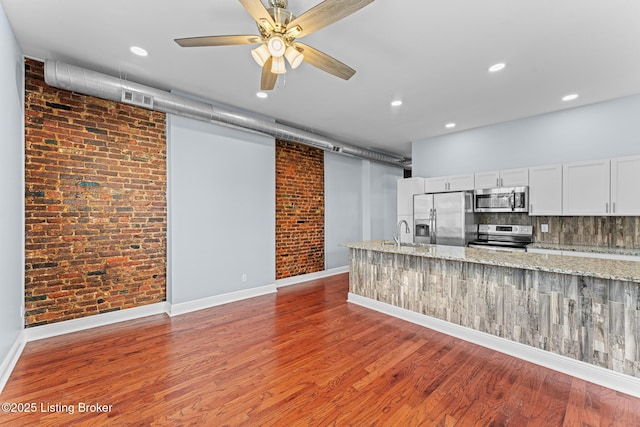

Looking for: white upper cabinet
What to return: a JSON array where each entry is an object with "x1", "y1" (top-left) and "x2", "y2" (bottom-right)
[
  {"x1": 412, "y1": 156, "x2": 639, "y2": 218},
  {"x1": 474, "y1": 171, "x2": 500, "y2": 189},
  {"x1": 610, "y1": 155, "x2": 640, "y2": 215},
  {"x1": 500, "y1": 168, "x2": 529, "y2": 187},
  {"x1": 562, "y1": 159, "x2": 610, "y2": 215},
  {"x1": 447, "y1": 174, "x2": 475, "y2": 191},
  {"x1": 474, "y1": 168, "x2": 529, "y2": 189},
  {"x1": 529, "y1": 164, "x2": 562, "y2": 216},
  {"x1": 425, "y1": 174, "x2": 475, "y2": 193},
  {"x1": 424, "y1": 176, "x2": 449, "y2": 193},
  {"x1": 397, "y1": 177, "x2": 425, "y2": 216}
]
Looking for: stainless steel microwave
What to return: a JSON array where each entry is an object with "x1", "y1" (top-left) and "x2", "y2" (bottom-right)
[{"x1": 473, "y1": 186, "x2": 529, "y2": 213}]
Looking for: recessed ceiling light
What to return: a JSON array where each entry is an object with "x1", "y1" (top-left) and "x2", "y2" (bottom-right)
[
  {"x1": 391, "y1": 100, "x2": 403, "y2": 107},
  {"x1": 256, "y1": 92, "x2": 268, "y2": 99},
  {"x1": 130, "y1": 46, "x2": 148, "y2": 57},
  {"x1": 488, "y1": 62, "x2": 506, "y2": 73},
  {"x1": 445, "y1": 123, "x2": 456, "y2": 129},
  {"x1": 562, "y1": 93, "x2": 579, "y2": 102}
]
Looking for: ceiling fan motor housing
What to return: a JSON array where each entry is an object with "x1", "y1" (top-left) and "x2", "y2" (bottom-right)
[
  {"x1": 266, "y1": 7, "x2": 295, "y2": 33},
  {"x1": 270, "y1": 0, "x2": 288, "y2": 9}
]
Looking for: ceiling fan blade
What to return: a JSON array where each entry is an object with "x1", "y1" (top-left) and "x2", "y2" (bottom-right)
[
  {"x1": 293, "y1": 42, "x2": 355, "y2": 80},
  {"x1": 261, "y1": 58, "x2": 277, "y2": 90},
  {"x1": 175, "y1": 35, "x2": 262, "y2": 47},
  {"x1": 239, "y1": 0, "x2": 277, "y2": 32},
  {"x1": 287, "y1": 0, "x2": 374, "y2": 38}
]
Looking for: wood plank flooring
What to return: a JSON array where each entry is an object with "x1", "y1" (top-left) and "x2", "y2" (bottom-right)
[{"x1": 1, "y1": 273, "x2": 639, "y2": 426}]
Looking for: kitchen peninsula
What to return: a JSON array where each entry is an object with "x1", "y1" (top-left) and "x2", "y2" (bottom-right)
[{"x1": 342, "y1": 240, "x2": 640, "y2": 395}]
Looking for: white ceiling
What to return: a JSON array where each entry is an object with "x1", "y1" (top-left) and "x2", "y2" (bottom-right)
[{"x1": 2, "y1": 0, "x2": 640, "y2": 158}]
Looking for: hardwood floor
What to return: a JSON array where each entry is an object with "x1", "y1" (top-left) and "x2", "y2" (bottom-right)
[{"x1": 1, "y1": 273, "x2": 639, "y2": 426}]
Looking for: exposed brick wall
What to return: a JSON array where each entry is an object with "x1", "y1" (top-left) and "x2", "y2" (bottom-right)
[
  {"x1": 275, "y1": 140, "x2": 325, "y2": 279},
  {"x1": 24, "y1": 59, "x2": 167, "y2": 327}
]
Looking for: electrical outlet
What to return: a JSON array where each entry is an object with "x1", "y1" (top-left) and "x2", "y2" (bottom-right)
[
  {"x1": 541, "y1": 224, "x2": 549, "y2": 233},
  {"x1": 20, "y1": 305, "x2": 24, "y2": 320},
  {"x1": 241, "y1": 274, "x2": 247, "y2": 283}
]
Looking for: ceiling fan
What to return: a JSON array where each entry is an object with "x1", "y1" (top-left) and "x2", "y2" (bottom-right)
[{"x1": 174, "y1": 0, "x2": 374, "y2": 90}]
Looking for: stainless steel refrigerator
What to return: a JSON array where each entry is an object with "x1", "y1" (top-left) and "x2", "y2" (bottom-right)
[{"x1": 413, "y1": 191, "x2": 477, "y2": 246}]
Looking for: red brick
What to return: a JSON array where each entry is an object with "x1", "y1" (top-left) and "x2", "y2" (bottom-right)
[
  {"x1": 275, "y1": 140, "x2": 324, "y2": 279},
  {"x1": 24, "y1": 59, "x2": 167, "y2": 327}
]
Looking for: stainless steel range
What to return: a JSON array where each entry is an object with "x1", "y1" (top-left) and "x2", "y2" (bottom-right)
[{"x1": 468, "y1": 224, "x2": 533, "y2": 252}]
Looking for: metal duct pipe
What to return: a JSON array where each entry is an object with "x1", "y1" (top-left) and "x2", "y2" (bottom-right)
[{"x1": 44, "y1": 60, "x2": 410, "y2": 169}]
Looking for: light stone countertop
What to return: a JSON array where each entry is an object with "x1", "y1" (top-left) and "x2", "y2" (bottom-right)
[
  {"x1": 527, "y1": 242, "x2": 640, "y2": 257},
  {"x1": 341, "y1": 240, "x2": 640, "y2": 283}
]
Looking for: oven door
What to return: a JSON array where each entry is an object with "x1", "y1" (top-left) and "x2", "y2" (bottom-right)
[{"x1": 474, "y1": 187, "x2": 528, "y2": 213}]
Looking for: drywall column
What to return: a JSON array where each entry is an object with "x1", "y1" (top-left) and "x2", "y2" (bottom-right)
[{"x1": 168, "y1": 115, "x2": 275, "y2": 303}]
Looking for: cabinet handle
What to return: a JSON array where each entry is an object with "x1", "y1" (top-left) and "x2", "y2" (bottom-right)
[
  {"x1": 530, "y1": 204, "x2": 533, "y2": 214},
  {"x1": 613, "y1": 202, "x2": 616, "y2": 213},
  {"x1": 606, "y1": 202, "x2": 609, "y2": 213}
]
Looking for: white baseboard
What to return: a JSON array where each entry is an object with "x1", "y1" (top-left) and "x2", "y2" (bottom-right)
[
  {"x1": 167, "y1": 284, "x2": 277, "y2": 317},
  {"x1": 348, "y1": 293, "x2": 640, "y2": 398},
  {"x1": 0, "y1": 331, "x2": 26, "y2": 394},
  {"x1": 24, "y1": 302, "x2": 169, "y2": 342},
  {"x1": 275, "y1": 266, "x2": 348, "y2": 288}
]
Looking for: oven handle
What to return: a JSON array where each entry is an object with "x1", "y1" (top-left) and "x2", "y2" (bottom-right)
[{"x1": 468, "y1": 243, "x2": 527, "y2": 252}]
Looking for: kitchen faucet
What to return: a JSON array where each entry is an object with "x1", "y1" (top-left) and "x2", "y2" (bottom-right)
[{"x1": 394, "y1": 220, "x2": 410, "y2": 248}]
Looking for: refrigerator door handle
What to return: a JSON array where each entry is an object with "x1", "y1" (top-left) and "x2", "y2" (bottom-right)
[{"x1": 432, "y1": 208, "x2": 437, "y2": 244}]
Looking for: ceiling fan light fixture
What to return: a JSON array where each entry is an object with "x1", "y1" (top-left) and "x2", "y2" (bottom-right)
[
  {"x1": 267, "y1": 36, "x2": 286, "y2": 57},
  {"x1": 251, "y1": 43, "x2": 271, "y2": 67},
  {"x1": 284, "y1": 46, "x2": 304, "y2": 69},
  {"x1": 271, "y1": 55, "x2": 286, "y2": 74}
]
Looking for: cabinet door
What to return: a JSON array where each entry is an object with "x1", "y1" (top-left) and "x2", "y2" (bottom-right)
[
  {"x1": 474, "y1": 171, "x2": 500, "y2": 189},
  {"x1": 562, "y1": 159, "x2": 610, "y2": 215},
  {"x1": 424, "y1": 176, "x2": 448, "y2": 193},
  {"x1": 528, "y1": 164, "x2": 562, "y2": 215},
  {"x1": 448, "y1": 174, "x2": 475, "y2": 191},
  {"x1": 611, "y1": 155, "x2": 640, "y2": 215},
  {"x1": 500, "y1": 167, "x2": 529, "y2": 187},
  {"x1": 397, "y1": 178, "x2": 425, "y2": 216}
]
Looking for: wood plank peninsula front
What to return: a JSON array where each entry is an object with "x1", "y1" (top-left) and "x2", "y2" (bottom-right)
[{"x1": 342, "y1": 241, "x2": 640, "y2": 393}]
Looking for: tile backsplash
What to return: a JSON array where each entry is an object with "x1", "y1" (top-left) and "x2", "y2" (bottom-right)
[{"x1": 478, "y1": 213, "x2": 640, "y2": 249}]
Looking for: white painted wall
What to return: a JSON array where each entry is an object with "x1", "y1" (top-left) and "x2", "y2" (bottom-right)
[
  {"x1": 413, "y1": 94, "x2": 640, "y2": 177},
  {"x1": 325, "y1": 154, "x2": 363, "y2": 269},
  {"x1": 369, "y1": 162, "x2": 402, "y2": 240},
  {"x1": 325, "y1": 153, "x2": 402, "y2": 269},
  {"x1": 0, "y1": 3, "x2": 24, "y2": 368},
  {"x1": 167, "y1": 115, "x2": 275, "y2": 305}
]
